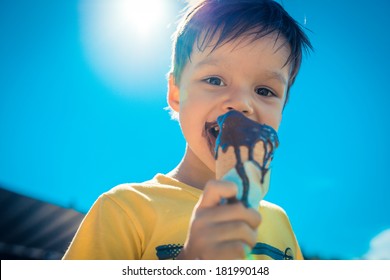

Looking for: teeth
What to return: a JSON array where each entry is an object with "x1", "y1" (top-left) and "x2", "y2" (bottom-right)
[
  {"x1": 205, "y1": 122, "x2": 220, "y2": 138},
  {"x1": 209, "y1": 126, "x2": 220, "y2": 138}
]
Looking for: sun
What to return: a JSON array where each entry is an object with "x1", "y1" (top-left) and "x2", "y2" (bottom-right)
[
  {"x1": 79, "y1": 0, "x2": 177, "y2": 95},
  {"x1": 102, "y1": 0, "x2": 168, "y2": 38}
]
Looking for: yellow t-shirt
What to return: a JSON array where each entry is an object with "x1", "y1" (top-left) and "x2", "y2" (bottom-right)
[{"x1": 63, "y1": 174, "x2": 303, "y2": 260}]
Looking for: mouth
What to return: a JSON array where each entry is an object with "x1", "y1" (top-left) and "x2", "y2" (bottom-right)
[{"x1": 204, "y1": 121, "x2": 220, "y2": 157}]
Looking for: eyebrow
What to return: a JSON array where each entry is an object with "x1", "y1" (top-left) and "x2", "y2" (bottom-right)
[
  {"x1": 193, "y1": 57, "x2": 221, "y2": 69},
  {"x1": 264, "y1": 70, "x2": 288, "y2": 86}
]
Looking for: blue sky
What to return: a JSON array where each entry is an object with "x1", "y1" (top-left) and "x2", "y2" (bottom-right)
[{"x1": 1, "y1": 0, "x2": 389, "y2": 260}]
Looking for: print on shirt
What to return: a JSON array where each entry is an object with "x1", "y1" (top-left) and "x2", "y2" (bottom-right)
[{"x1": 155, "y1": 243, "x2": 293, "y2": 260}]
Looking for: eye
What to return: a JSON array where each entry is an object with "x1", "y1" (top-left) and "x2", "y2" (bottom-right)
[
  {"x1": 203, "y1": 77, "x2": 226, "y2": 86},
  {"x1": 255, "y1": 87, "x2": 275, "y2": 97}
]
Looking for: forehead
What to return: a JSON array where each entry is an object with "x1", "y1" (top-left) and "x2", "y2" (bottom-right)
[{"x1": 189, "y1": 32, "x2": 292, "y2": 75}]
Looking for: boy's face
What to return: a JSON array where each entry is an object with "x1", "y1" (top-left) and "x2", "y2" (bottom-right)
[{"x1": 168, "y1": 33, "x2": 291, "y2": 174}]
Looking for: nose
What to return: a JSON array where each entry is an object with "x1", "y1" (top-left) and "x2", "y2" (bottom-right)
[{"x1": 223, "y1": 89, "x2": 254, "y2": 115}]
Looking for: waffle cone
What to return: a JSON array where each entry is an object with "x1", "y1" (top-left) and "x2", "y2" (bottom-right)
[
  {"x1": 216, "y1": 141, "x2": 268, "y2": 180},
  {"x1": 215, "y1": 141, "x2": 271, "y2": 206}
]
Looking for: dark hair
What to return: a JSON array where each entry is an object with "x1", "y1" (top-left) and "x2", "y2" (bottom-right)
[{"x1": 170, "y1": 0, "x2": 313, "y2": 103}]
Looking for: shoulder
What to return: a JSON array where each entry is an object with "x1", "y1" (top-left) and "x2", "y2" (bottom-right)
[
  {"x1": 97, "y1": 177, "x2": 200, "y2": 213},
  {"x1": 257, "y1": 201, "x2": 303, "y2": 259},
  {"x1": 259, "y1": 200, "x2": 293, "y2": 230},
  {"x1": 104, "y1": 174, "x2": 202, "y2": 198},
  {"x1": 83, "y1": 182, "x2": 172, "y2": 233},
  {"x1": 104, "y1": 179, "x2": 195, "y2": 201},
  {"x1": 259, "y1": 200, "x2": 288, "y2": 216},
  {"x1": 98, "y1": 182, "x2": 173, "y2": 210}
]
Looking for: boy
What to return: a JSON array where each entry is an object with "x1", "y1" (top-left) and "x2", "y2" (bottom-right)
[{"x1": 63, "y1": 0, "x2": 312, "y2": 260}]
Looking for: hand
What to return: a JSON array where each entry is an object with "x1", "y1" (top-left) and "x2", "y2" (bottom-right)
[{"x1": 177, "y1": 180, "x2": 262, "y2": 260}]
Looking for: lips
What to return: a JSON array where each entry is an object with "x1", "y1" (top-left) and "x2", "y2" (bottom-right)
[{"x1": 204, "y1": 121, "x2": 220, "y2": 157}]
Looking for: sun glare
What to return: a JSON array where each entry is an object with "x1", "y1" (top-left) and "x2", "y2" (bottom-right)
[
  {"x1": 79, "y1": 0, "x2": 177, "y2": 96},
  {"x1": 104, "y1": 0, "x2": 167, "y2": 38}
]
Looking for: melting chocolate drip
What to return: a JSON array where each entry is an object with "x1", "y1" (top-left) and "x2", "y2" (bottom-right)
[{"x1": 215, "y1": 110, "x2": 279, "y2": 207}]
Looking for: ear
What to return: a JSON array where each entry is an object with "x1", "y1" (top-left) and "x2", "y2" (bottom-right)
[{"x1": 167, "y1": 73, "x2": 180, "y2": 113}]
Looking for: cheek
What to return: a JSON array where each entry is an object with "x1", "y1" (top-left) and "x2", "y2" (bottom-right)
[
  {"x1": 178, "y1": 87, "x2": 189, "y2": 105},
  {"x1": 264, "y1": 114, "x2": 282, "y2": 132},
  {"x1": 178, "y1": 104, "x2": 201, "y2": 139},
  {"x1": 178, "y1": 85, "x2": 200, "y2": 110},
  {"x1": 273, "y1": 114, "x2": 283, "y2": 131},
  {"x1": 256, "y1": 104, "x2": 283, "y2": 131}
]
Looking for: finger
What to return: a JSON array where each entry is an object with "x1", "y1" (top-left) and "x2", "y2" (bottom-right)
[
  {"x1": 198, "y1": 203, "x2": 262, "y2": 230},
  {"x1": 210, "y1": 221, "x2": 258, "y2": 248},
  {"x1": 198, "y1": 180, "x2": 238, "y2": 208},
  {"x1": 202, "y1": 241, "x2": 249, "y2": 260}
]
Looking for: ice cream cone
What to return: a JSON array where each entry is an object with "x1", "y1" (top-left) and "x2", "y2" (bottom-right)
[{"x1": 214, "y1": 110, "x2": 278, "y2": 208}]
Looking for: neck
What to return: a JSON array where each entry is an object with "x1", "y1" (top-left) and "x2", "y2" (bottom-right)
[{"x1": 166, "y1": 146, "x2": 214, "y2": 190}]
